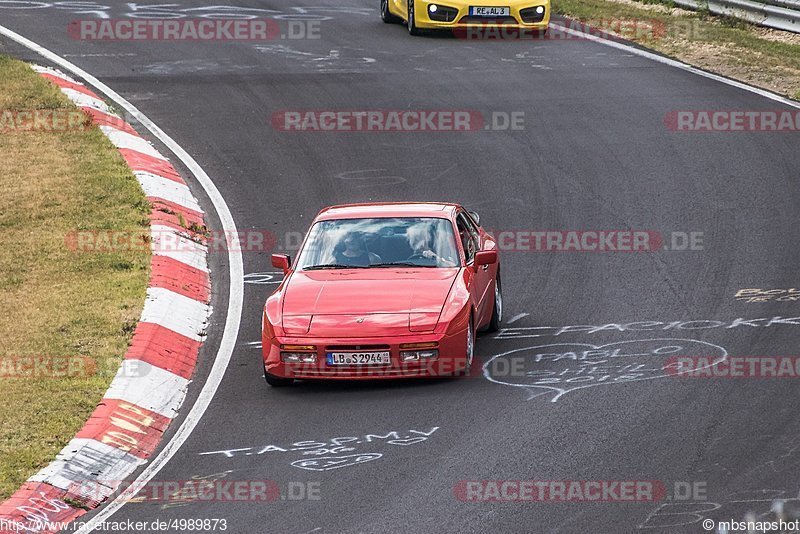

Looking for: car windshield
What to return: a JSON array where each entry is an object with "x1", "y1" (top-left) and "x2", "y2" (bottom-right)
[{"x1": 295, "y1": 217, "x2": 460, "y2": 270}]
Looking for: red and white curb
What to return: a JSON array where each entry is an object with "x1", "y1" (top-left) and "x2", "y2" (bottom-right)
[{"x1": 0, "y1": 65, "x2": 212, "y2": 533}]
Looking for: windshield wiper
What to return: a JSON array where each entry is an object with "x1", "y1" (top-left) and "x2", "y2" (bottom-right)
[
  {"x1": 371, "y1": 262, "x2": 436, "y2": 268},
  {"x1": 303, "y1": 263, "x2": 370, "y2": 270}
]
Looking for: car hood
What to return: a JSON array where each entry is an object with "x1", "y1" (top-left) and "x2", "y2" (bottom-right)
[{"x1": 281, "y1": 268, "x2": 459, "y2": 336}]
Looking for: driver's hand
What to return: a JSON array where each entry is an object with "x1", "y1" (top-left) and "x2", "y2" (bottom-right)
[{"x1": 422, "y1": 250, "x2": 435, "y2": 259}]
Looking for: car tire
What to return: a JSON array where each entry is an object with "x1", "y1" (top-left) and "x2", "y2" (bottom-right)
[
  {"x1": 407, "y1": 0, "x2": 423, "y2": 35},
  {"x1": 381, "y1": 0, "x2": 401, "y2": 23},
  {"x1": 486, "y1": 274, "x2": 503, "y2": 332},
  {"x1": 265, "y1": 368, "x2": 294, "y2": 387},
  {"x1": 456, "y1": 316, "x2": 475, "y2": 376}
]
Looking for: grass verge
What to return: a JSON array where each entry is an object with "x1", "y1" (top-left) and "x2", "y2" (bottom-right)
[
  {"x1": 0, "y1": 56, "x2": 150, "y2": 500},
  {"x1": 552, "y1": 0, "x2": 800, "y2": 99}
]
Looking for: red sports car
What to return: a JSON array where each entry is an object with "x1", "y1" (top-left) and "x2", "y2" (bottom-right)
[{"x1": 262, "y1": 202, "x2": 501, "y2": 386}]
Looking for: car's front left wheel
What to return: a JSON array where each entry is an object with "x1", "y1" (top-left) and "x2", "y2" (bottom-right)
[
  {"x1": 381, "y1": 0, "x2": 401, "y2": 23},
  {"x1": 456, "y1": 316, "x2": 475, "y2": 376},
  {"x1": 486, "y1": 274, "x2": 503, "y2": 332},
  {"x1": 407, "y1": 0, "x2": 422, "y2": 35}
]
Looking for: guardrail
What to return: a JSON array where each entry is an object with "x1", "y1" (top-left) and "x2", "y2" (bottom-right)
[{"x1": 671, "y1": 0, "x2": 800, "y2": 33}]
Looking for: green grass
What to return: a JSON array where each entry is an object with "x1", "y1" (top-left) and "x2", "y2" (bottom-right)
[
  {"x1": 552, "y1": 0, "x2": 800, "y2": 98},
  {"x1": 0, "y1": 55, "x2": 150, "y2": 500}
]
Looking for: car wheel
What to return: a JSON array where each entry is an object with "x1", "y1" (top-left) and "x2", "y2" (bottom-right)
[
  {"x1": 407, "y1": 0, "x2": 422, "y2": 35},
  {"x1": 381, "y1": 0, "x2": 401, "y2": 23},
  {"x1": 456, "y1": 316, "x2": 475, "y2": 376},
  {"x1": 265, "y1": 367, "x2": 293, "y2": 387},
  {"x1": 486, "y1": 274, "x2": 502, "y2": 332}
]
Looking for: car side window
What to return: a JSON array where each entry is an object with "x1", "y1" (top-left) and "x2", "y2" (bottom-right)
[
  {"x1": 463, "y1": 212, "x2": 481, "y2": 240},
  {"x1": 456, "y1": 213, "x2": 477, "y2": 263}
]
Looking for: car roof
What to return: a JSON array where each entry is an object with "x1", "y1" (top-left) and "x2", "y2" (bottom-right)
[{"x1": 315, "y1": 202, "x2": 460, "y2": 221}]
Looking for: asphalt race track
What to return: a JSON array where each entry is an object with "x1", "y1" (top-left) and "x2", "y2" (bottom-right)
[{"x1": 2, "y1": 1, "x2": 800, "y2": 532}]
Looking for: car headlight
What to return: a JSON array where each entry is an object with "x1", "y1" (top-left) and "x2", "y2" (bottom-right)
[
  {"x1": 429, "y1": 4, "x2": 438, "y2": 12},
  {"x1": 536, "y1": 5, "x2": 544, "y2": 13},
  {"x1": 400, "y1": 342, "x2": 439, "y2": 361},
  {"x1": 281, "y1": 352, "x2": 317, "y2": 363},
  {"x1": 280, "y1": 345, "x2": 317, "y2": 363},
  {"x1": 401, "y1": 350, "x2": 439, "y2": 361}
]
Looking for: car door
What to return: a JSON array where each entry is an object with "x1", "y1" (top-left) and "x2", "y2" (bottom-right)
[{"x1": 456, "y1": 211, "x2": 492, "y2": 325}]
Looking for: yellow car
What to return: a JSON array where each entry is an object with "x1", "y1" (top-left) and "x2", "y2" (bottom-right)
[{"x1": 380, "y1": 0, "x2": 550, "y2": 36}]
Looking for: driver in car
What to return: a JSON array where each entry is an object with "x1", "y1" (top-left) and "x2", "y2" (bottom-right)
[
  {"x1": 407, "y1": 223, "x2": 457, "y2": 267},
  {"x1": 334, "y1": 232, "x2": 382, "y2": 266}
]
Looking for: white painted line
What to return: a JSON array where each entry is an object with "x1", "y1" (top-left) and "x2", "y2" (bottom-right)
[
  {"x1": 60, "y1": 87, "x2": 110, "y2": 113},
  {"x1": 497, "y1": 326, "x2": 556, "y2": 331},
  {"x1": 506, "y1": 313, "x2": 529, "y2": 325},
  {"x1": 136, "y1": 171, "x2": 202, "y2": 213},
  {"x1": 99, "y1": 125, "x2": 167, "y2": 160},
  {"x1": 150, "y1": 224, "x2": 209, "y2": 272},
  {"x1": 140, "y1": 287, "x2": 210, "y2": 342},
  {"x1": 0, "y1": 26, "x2": 242, "y2": 534},
  {"x1": 29, "y1": 438, "x2": 146, "y2": 495},
  {"x1": 494, "y1": 333, "x2": 554, "y2": 340},
  {"x1": 104, "y1": 362, "x2": 191, "y2": 418},
  {"x1": 550, "y1": 22, "x2": 800, "y2": 110}
]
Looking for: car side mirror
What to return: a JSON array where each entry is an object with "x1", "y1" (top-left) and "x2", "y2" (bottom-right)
[
  {"x1": 271, "y1": 254, "x2": 291, "y2": 273},
  {"x1": 474, "y1": 250, "x2": 497, "y2": 267},
  {"x1": 468, "y1": 210, "x2": 481, "y2": 226}
]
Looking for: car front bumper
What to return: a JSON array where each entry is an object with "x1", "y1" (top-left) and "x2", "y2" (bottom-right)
[
  {"x1": 262, "y1": 329, "x2": 469, "y2": 380},
  {"x1": 412, "y1": 0, "x2": 550, "y2": 31}
]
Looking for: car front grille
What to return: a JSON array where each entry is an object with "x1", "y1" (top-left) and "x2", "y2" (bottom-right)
[{"x1": 458, "y1": 15, "x2": 519, "y2": 24}]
